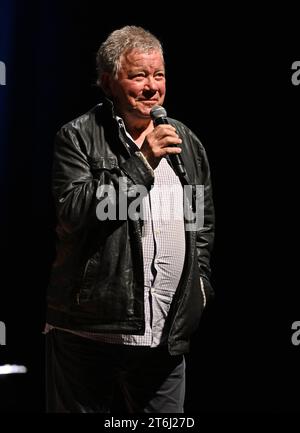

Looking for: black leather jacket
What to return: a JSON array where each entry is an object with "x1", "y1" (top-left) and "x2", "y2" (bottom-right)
[{"x1": 46, "y1": 100, "x2": 215, "y2": 355}]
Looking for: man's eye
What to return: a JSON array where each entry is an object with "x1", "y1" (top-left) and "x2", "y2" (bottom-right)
[{"x1": 132, "y1": 73, "x2": 145, "y2": 79}]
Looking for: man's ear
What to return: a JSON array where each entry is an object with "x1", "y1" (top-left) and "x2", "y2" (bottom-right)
[{"x1": 100, "y1": 72, "x2": 113, "y2": 97}]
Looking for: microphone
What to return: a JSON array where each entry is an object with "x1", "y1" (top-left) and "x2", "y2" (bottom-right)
[{"x1": 150, "y1": 105, "x2": 186, "y2": 177}]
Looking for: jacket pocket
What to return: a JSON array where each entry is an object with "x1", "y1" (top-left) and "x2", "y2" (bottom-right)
[{"x1": 76, "y1": 252, "x2": 101, "y2": 304}]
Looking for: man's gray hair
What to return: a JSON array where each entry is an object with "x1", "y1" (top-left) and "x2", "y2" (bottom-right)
[{"x1": 96, "y1": 26, "x2": 164, "y2": 88}]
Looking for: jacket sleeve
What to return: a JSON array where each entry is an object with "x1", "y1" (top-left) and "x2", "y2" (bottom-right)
[
  {"x1": 196, "y1": 143, "x2": 215, "y2": 303},
  {"x1": 52, "y1": 125, "x2": 154, "y2": 234}
]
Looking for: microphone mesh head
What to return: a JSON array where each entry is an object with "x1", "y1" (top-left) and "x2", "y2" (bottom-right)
[{"x1": 150, "y1": 105, "x2": 167, "y2": 120}]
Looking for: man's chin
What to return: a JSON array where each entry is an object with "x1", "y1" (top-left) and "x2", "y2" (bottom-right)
[{"x1": 131, "y1": 106, "x2": 152, "y2": 119}]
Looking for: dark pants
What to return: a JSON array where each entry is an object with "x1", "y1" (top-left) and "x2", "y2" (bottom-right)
[{"x1": 45, "y1": 329, "x2": 185, "y2": 413}]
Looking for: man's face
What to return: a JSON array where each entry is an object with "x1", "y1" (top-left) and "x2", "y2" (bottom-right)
[{"x1": 105, "y1": 49, "x2": 166, "y2": 120}]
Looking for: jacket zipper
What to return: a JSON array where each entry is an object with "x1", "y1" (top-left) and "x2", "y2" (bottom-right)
[{"x1": 200, "y1": 276, "x2": 207, "y2": 308}]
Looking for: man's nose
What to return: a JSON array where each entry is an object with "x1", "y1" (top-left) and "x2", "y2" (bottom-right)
[{"x1": 144, "y1": 76, "x2": 158, "y2": 91}]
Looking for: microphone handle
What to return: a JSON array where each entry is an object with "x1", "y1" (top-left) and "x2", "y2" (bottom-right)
[{"x1": 169, "y1": 153, "x2": 186, "y2": 178}]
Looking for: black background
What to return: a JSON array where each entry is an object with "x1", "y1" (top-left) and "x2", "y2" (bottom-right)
[{"x1": 0, "y1": 1, "x2": 299, "y2": 413}]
